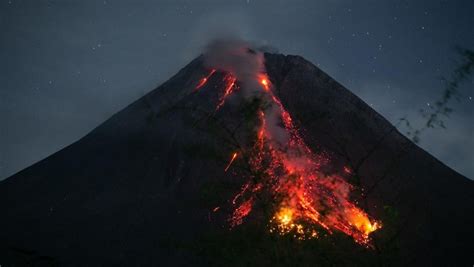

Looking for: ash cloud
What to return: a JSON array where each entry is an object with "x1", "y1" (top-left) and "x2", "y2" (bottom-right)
[{"x1": 203, "y1": 38, "x2": 264, "y2": 93}]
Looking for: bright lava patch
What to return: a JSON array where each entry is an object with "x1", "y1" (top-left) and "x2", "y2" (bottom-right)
[{"x1": 196, "y1": 67, "x2": 381, "y2": 246}]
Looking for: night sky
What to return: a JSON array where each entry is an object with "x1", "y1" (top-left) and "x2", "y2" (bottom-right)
[{"x1": 1, "y1": 0, "x2": 473, "y2": 180}]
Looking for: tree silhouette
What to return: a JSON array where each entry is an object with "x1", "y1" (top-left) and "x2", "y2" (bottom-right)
[{"x1": 401, "y1": 47, "x2": 474, "y2": 143}]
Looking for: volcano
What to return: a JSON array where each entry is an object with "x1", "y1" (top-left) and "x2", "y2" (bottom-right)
[{"x1": 1, "y1": 43, "x2": 473, "y2": 266}]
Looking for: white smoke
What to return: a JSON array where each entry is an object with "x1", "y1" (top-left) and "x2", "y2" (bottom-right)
[
  {"x1": 203, "y1": 38, "x2": 263, "y2": 95},
  {"x1": 203, "y1": 38, "x2": 289, "y2": 146}
]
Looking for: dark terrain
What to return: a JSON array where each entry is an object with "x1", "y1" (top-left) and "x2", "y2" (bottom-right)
[{"x1": 1, "y1": 53, "x2": 473, "y2": 266}]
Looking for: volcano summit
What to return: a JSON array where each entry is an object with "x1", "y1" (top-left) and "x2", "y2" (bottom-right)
[{"x1": 1, "y1": 41, "x2": 473, "y2": 266}]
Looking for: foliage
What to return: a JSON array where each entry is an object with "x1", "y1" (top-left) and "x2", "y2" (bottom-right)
[{"x1": 401, "y1": 47, "x2": 474, "y2": 143}]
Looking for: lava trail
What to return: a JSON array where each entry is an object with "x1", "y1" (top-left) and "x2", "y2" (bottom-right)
[
  {"x1": 224, "y1": 152, "x2": 238, "y2": 172},
  {"x1": 195, "y1": 69, "x2": 216, "y2": 91},
  {"x1": 197, "y1": 47, "x2": 381, "y2": 246}
]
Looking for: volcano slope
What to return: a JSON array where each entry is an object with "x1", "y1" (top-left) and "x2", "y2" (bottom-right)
[{"x1": 0, "y1": 50, "x2": 473, "y2": 266}]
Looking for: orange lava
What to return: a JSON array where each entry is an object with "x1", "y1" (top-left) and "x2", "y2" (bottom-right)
[
  {"x1": 216, "y1": 74, "x2": 237, "y2": 111},
  {"x1": 230, "y1": 199, "x2": 253, "y2": 228},
  {"x1": 258, "y1": 74, "x2": 270, "y2": 91},
  {"x1": 195, "y1": 69, "x2": 216, "y2": 91},
  {"x1": 205, "y1": 68, "x2": 381, "y2": 245},
  {"x1": 224, "y1": 152, "x2": 238, "y2": 172}
]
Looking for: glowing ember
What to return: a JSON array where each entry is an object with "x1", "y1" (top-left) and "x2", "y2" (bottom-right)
[
  {"x1": 202, "y1": 53, "x2": 381, "y2": 246},
  {"x1": 215, "y1": 74, "x2": 237, "y2": 111},
  {"x1": 195, "y1": 69, "x2": 216, "y2": 91},
  {"x1": 259, "y1": 74, "x2": 270, "y2": 91},
  {"x1": 343, "y1": 166, "x2": 352, "y2": 174},
  {"x1": 224, "y1": 152, "x2": 238, "y2": 172},
  {"x1": 269, "y1": 207, "x2": 318, "y2": 240},
  {"x1": 276, "y1": 207, "x2": 293, "y2": 225},
  {"x1": 230, "y1": 199, "x2": 253, "y2": 228}
]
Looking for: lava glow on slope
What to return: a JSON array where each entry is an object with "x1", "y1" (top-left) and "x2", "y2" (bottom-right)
[
  {"x1": 194, "y1": 69, "x2": 216, "y2": 91},
  {"x1": 224, "y1": 152, "x2": 238, "y2": 172},
  {"x1": 195, "y1": 66, "x2": 380, "y2": 246},
  {"x1": 216, "y1": 74, "x2": 238, "y2": 111}
]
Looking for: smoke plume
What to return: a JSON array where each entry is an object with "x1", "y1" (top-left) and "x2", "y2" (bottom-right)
[{"x1": 203, "y1": 38, "x2": 289, "y2": 145}]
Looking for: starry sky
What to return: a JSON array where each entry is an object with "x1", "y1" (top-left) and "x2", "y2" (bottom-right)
[{"x1": 1, "y1": 0, "x2": 473, "y2": 180}]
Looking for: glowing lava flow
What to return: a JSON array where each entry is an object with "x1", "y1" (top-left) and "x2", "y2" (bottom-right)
[
  {"x1": 215, "y1": 74, "x2": 237, "y2": 111},
  {"x1": 195, "y1": 69, "x2": 216, "y2": 91},
  {"x1": 258, "y1": 74, "x2": 270, "y2": 91},
  {"x1": 224, "y1": 152, "x2": 238, "y2": 172},
  {"x1": 199, "y1": 69, "x2": 381, "y2": 245}
]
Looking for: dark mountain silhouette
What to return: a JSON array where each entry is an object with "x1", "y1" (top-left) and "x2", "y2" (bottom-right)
[{"x1": 1, "y1": 52, "x2": 473, "y2": 266}]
